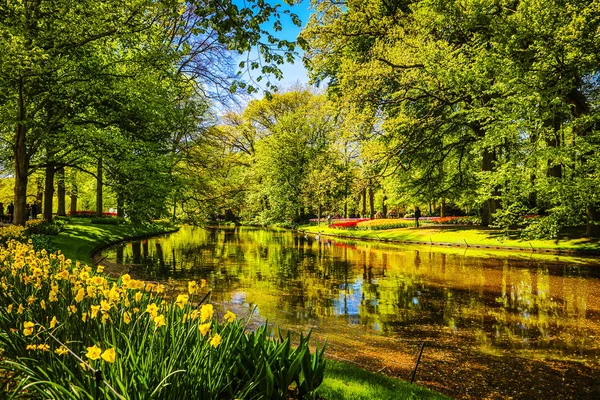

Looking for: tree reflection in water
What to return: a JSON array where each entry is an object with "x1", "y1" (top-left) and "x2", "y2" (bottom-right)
[{"x1": 102, "y1": 226, "x2": 600, "y2": 399}]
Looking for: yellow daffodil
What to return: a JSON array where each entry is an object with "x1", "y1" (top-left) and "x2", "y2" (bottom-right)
[
  {"x1": 123, "y1": 311, "x2": 131, "y2": 324},
  {"x1": 153, "y1": 314, "x2": 166, "y2": 328},
  {"x1": 90, "y1": 305, "x2": 100, "y2": 319},
  {"x1": 188, "y1": 281, "x2": 197, "y2": 294},
  {"x1": 27, "y1": 295, "x2": 36, "y2": 305},
  {"x1": 134, "y1": 292, "x2": 143, "y2": 302},
  {"x1": 40, "y1": 299, "x2": 46, "y2": 310},
  {"x1": 26, "y1": 344, "x2": 37, "y2": 351},
  {"x1": 210, "y1": 333, "x2": 222, "y2": 348},
  {"x1": 146, "y1": 303, "x2": 159, "y2": 318},
  {"x1": 75, "y1": 288, "x2": 85, "y2": 303},
  {"x1": 57, "y1": 269, "x2": 70, "y2": 280},
  {"x1": 97, "y1": 265, "x2": 104, "y2": 273},
  {"x1": 55, "y1": 347, "x2": 69, "y2": 356},
  {"x1": 17, "y1": 304, "x2": 24, "y2": 314},
  {"x1": 86, "y1": 345, "x2": 102, "y2": 360},
  {"x1": 82, "y1": 312, "x2": 88, "y2": 323},
  {"x1": 200, "y1": 304, "x2": 214, "y2": 322},
  {"x1": 224, "y1": 311, "x2": 236, "y2": 323},
  {"x1": 23, "y1": 321, "x2": 35, "y2": 336},
  {"x1": 68, "y1": 305, "x2": 77, "y2": 314},
  {"x1": 7, "y1": 304, "x2": 13, "y2": 313},
  {"x1": 200, "y1": 279, "x2": 207, "y2": 288},
  {"x1": 101, "y1": 348, "x2": 116, "y2": 363},
  {"x1": 198, "y1": 322, "x2": 211, "y2": 336},
  {"x1": 100, "y1": 300, "x2": 111, "y2": 312},
  {"x1": 37, "y1": 344, "x2": 50, "y2": 351},
  {"x1": 175, "y1": 294, "x2": 188, "y2": 309},
  {"x1": 49, "y1": 316, "x2": 58, "y2": 328}
]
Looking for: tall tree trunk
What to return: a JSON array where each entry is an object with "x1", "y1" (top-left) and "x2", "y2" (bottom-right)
[
  {"x1": 481, "y1": 148, "x2": 500, "y2": 227},
  {"x1": 586, "y1": 206, "x2": 600, "y2": 237},
  {"x1": 36, "y1": 178, "x2": 44, "y2": 217},
  {"x1": 361, "y1": 188, "x2": 367, "y2": 218},
  {"x1": 317, "y1": 204, "x2": 322, "y2": 226},
  {"x1": 13, "y1": 78, "x2": 29, "y2": 226},
  {"x1": 382, "y1": 194, "x2": 387, "y2": 218},
  {"x1": 368, "y1": 183, "x2": 375, "y2": 219},
  {"x1": 545, "y1": 116, "x2": 563, "y2": 178},
  {"x1": 57, "y1": 166, "x2": 66, "y2": 216},
  {"x1": 43, "y1": 165, "x2": 55, "y2": 221},
  {"x1": 96, "y1": 157, "x2": 103, "y2": 217},
  {"x1": 441, "y1": 198, "x2": 446, "y2": 218},
  {"x1": 117, "y1": 194, "x2": 125, "y2": 218},
  {"x1": 70, "y1": 183, "x2": 78, "y2": 215}
]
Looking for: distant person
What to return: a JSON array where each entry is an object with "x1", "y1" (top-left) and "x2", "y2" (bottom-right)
[
  {"x1": 31, "y1": 202, "x2": 39, "y2": 219},
  {"x1": 26, "y1": 203, "x2": 32, "y2": 220},
  {"x1": 7, "y1": 202, "x2": 14, "y2": 222},
  {"x1": 414, "y1": 206, "x2": 421, "y2": 228},
  {"x1": 327, "y1": 214, "x2": 332, "y2": 226},
  {"x1": 0, "y1": 202, "x2": 4, "y2": 218}
]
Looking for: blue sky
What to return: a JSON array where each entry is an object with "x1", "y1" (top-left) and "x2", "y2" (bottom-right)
[{"x1": 234, "y1": 1, "x2": 313, "y2": 89}]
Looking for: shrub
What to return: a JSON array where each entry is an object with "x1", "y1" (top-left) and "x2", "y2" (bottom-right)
[
  {"x1": 0, "y1": 241, "x2": 325, "y2": 399},
  {"x1": 25, "y1": 219, "x2": 64, "y2": 235}
]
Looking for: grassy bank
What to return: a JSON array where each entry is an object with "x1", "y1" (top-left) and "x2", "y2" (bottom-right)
[
  {"x1": 300, "y1": 224, "x2": 600, "y2": 253},
  {"x1": 50, "y1": 218, "x2": 177, "y2": 265},
  {"x1": 319, "y1": 360, "x2": 448, "y2": 400}
]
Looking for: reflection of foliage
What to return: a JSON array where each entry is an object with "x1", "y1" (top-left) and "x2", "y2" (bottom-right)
[{"x1": 106, "y1": 227, "x2": 598, "y2": 357}]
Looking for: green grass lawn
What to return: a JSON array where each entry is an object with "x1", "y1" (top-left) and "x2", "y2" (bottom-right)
[
  {"x1": 301, "y1": 224, "x2": 600, "y2": 253},
  {"x1": 50, "y1": 218, "x2": 177, "y2": 265},
  {"x1": 318, "y1": 360, "x2": 449, "y2": 400}
]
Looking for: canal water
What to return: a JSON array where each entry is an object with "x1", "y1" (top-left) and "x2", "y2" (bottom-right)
[{"x1": 100, "y1": 226, "x2": 600, "y2": 399}]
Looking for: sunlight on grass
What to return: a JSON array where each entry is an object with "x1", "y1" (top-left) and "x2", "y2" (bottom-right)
[{"x1": 319, "y1": 360, "x2": 449, "y2": 400}]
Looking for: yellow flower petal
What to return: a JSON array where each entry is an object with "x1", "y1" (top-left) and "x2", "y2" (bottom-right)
[{"x1": 101, "y1": 348, "x2": 116, "y2": 363}]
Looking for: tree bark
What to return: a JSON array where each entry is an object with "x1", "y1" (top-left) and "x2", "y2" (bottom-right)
[
  {"x1": 57, "y1": 166, "x2": 66, "y2": 216},
  {"x1": 382, "y1": 194, "x2": 387, "y2": 218},
  {"x1": 117, "y1": 194, "x2": 125, "y2": 218},
  {"x1": 481, "y1": 148, "x2": 500, "y2": 227},
  {"x1": 441, "y1": 198, "x2": 446, "y2": 218},
  {"x1": 96, "y1": 157, "x2": 103, "y2": 217},
  {"x1": 70, "y1": 183, "x2": 78, "y2": 215},
  {"x1": 586, "y1": 206, "x2": 600, "y2": 237},
  {"x1": 36, "y1": 178, "x2": 44, "y2": 216},
  {"x1": 13, "y1": 78, "x2": 29, "y2": 226},
  {"x1": 368, "y1": 183, "x2": 375, "y2": 219},
  {"x1": 43, "y1": 165, "x2": 55, "y2": 221},
  {"x1": 361, "y1": 187, "x2": 367, "y2": 218}
]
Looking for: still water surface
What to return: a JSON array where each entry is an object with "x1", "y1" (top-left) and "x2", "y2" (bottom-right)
[{"x1": 101, "y1": 226, "x2": 600, "y2": 399}]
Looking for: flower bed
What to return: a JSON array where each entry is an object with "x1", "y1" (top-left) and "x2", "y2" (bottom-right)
[
  {"x1": 0, "y1": 240, "x2": 326, "y2": 398},
  {"x1": 356, "y1": 219, "x2": 415, "y2": 230},
  {"x1": 68, "y1": 210, "x2": 118, "y2": 217},
  {"x1": 329, "y1": 218, "x2": 370, "y2": 229},
  {"x1": 428, "y1": 216, "x2": 481, "y2": 225}
]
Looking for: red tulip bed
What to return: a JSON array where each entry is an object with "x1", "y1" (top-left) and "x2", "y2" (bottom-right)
[
  {"x1": 329, "y1": 219, "x2": 371, "y2": 229},
  {"x1": 68, "y1": 210, "x2": 118, "y2": 217}
]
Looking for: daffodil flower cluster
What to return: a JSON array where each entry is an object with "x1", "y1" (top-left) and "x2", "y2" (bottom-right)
[{"x1": 0, "y1": 239, "x2": 323, "y2": 399}]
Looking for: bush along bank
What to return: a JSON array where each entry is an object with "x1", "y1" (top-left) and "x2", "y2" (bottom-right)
[{"x1": 0, "y1": 240, "x2": 326, "y2": 399}]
